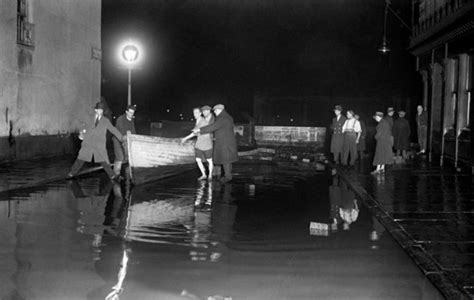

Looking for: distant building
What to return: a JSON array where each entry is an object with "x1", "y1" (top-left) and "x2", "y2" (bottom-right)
[
  {"x1": 409, "y1": 0, "x2": 473, "y2": 171},
  {"x1": 0, "y1": 0, "x2": 101, "y2": 160}
]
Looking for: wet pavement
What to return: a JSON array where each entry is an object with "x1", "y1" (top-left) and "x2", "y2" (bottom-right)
[
  {"x1": 337, "y1": 157, "x2": 474, "y2": 299},
  {"x1": 0, "y1": 158, "x2": 444, "y2": 300}
]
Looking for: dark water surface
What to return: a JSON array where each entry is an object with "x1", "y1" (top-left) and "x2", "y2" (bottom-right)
[{"x1": 0, "y1": 162, "x2": 443, "y2": 299}]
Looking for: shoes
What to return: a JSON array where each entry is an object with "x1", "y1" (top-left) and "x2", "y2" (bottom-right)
[
  {"x1": 65, "y1": 173, "x2": 74, "y2": 180},
  {"x1": 197, "y1": 175, "x2": 207, "y2": 181},
  {"x1": 370, "y1": 170, "x2": 381, "y2": 175}
]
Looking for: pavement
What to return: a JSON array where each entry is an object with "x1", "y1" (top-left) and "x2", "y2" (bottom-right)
[
  {"x1": 0, "y1": 153, "x2": 472, "y2": 299},
  {"x1": 335, "y1": 155, "x2": 474, "y2": 299}
]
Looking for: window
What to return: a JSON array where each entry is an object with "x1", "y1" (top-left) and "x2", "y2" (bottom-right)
[{"x1": 17, "y1": 0, "x2": 34, "y2": 47}]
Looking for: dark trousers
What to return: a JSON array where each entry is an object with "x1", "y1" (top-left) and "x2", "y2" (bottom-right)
[
  {"x1": 417, "y1": 125, "x2": 427, "y2": 151},
  {"x1": 70, "y1": 159, "x2": 115, "y2": 178},
  {"x1": 222, "y1": 163, "x2": 232, "y2": 179},
  {"x1": 342, "y1": 132, "x2": 357, "y2": 166}
]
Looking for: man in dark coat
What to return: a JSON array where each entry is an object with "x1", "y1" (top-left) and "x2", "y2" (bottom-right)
[
  {"x1": 193, "y1": 104, "x2": 238, "y2": 183},
  {"x1": 113, "y1": 104, "x2": 137, "y2": 176},
  {"x1": 416, "y1": 105, "x2": 428, "y2": 154},
  {"x1": 354, "y1": 114, "x2": 366, "y2": 160},
  {"x1": 67, "y1": 102, "x2": 124, "y2": 181},
  {"x1": 330, "y1": 105, "x2": 346, "y2": 164},
  {"x1": 372, "y1": 112, "x2": 393, "y2": 174},
  {"x1": 393, "y1": 110, "x2": 411, "y2": 160}
]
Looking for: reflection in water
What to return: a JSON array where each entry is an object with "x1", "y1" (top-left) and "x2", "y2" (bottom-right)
[
  {"x1": 329, "y1": 176, "x2": 360, "y2": 232},
  {"x1": 0, "y1": 166, "x2": 443, "y2": 299}
]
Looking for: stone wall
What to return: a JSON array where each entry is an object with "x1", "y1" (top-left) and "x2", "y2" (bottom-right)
[{"x1": 0, "y1": 0, "x2": 101, "y2": 160}]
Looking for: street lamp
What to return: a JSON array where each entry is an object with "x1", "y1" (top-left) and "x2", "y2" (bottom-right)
[
  {"x1": 378, "y1": 0, "x2": 412, "y2": 54},
  {"x1": 121, "y1": 43, "x2": 139, "y2": 106}
]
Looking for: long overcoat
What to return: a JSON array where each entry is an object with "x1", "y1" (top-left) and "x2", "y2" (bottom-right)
[
  {"x1": 330, "y1": 115, "x2": 346, "y2": 154},
  {"x1": 78, "y1": 116, "x2": 123, "y2": 164},
  {"x1": 373, "y1": 118, "x2": 394, "y2": 165},
  {"x1": 199, "y1": 110, "x2": 238, "y2": 165},
  {"x1": 393, "y1": 117, "x2": 411, "y2": 150}
]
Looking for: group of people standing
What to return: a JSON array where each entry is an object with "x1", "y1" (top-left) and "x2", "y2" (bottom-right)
[
  {"x1": 330, "y1": 104, "x2": 428, "y2": 174},
  {"x1": 183, "y1": 104, "x2": 238, "y2": 183}
]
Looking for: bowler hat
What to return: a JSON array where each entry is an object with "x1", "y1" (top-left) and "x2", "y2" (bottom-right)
[
  {"x1": 387, "y1": 107, "x2": 395, "y2": 112},
  {"x1": 201, "y1": 105, "x2": 212, "y2": 111},
  {"x1": 213, "y1": 104, "x2": 225, "y2": 110},
  {"x1": 333, "y1": 105, "x2": 343, "y2": 111},
  {"x1": 94, "y1": 102, "x2": 105, "y2": 110}
]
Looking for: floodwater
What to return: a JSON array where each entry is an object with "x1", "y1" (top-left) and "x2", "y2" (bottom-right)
[{"x1": 0, "y1": 162, "x2": 443, "y2": 300}]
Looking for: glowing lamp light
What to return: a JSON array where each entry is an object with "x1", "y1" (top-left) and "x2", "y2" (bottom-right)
[{"x1": 122, "y1": 44, "x2": 139, "y2": 63}]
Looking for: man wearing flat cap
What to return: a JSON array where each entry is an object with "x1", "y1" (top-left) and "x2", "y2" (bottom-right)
[
  {"x1": 67, "y1": 101, "x2": 124, "y2": 181},
  {"x1": 113, "y1": 104, "x2": 137, "y2": 177},
  {"x1": 330, "y1": 105, "x2": 346, "y2": 164},
  {"x1": 192, "y1": 104, "x2": 237, "y2": 183}
]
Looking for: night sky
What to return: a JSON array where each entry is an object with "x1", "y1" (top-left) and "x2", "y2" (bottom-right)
[{"x1": 101, "y1": 0, "x2": 419, "y2": 125}]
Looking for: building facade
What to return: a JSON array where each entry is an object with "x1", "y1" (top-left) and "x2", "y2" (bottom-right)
[
  {"x1": 0, "y1": 0, "x2": 101, "y2": 160},
  {"x1": 409, "y1": 0, "x2": 473, "y2": 171}
]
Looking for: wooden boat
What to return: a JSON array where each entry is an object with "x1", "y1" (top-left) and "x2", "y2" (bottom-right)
[{"x1": 127, "y1": 134, "x2": 197, "y2": 185}]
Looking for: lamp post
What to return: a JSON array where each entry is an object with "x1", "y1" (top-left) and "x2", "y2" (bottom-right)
[
  {"x1": 378, "y1": 0, "x2": 412, "y2": 54},
  {"x1": 121, "y1": 44, "x2": 139, "y2": 106}
]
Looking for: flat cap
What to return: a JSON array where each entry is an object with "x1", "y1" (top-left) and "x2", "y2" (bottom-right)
[
  {"x1": 201, "y1": 105, "x2": 212, "y2": 111},
  {"x1": 213, "y1": 104, "x2": 225, "y2": 110},
  {"x1": 127, "y1": 104, "x2": 137, "y2": 111},
  {"x1": 333, "y1": 105, "x2": 343, "y2": 111},
  {"x1": 374, "y1": 111, "x2": 384, "y2": 117}
]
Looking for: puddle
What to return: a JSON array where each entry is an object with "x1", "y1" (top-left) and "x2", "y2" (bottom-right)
[{"x1": 0, "y1": 163, "x2": 443, "y2": 299}]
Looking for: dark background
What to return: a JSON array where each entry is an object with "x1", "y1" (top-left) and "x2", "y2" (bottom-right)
[{"x1": 101, "y1": 0, "x2": 419, "y2": 128}]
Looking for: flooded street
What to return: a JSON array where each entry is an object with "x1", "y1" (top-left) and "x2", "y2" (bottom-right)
[{"x1": 0, "y1": 162, "x2": 443, "y2": 300}]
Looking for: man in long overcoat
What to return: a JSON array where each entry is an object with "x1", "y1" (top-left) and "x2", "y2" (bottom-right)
[
  {"x1": 193, "y1": 104, "x2": 238, "y2": 183},
  {"x1": 330, "y1": 105, "x2": 346, "y2": 164},
  {"x1": 67, "y1": 102, "x2": 123, "y2": 181},
  {"x1": 393, "y1": 110, "x2": 411, "y2": 160}
]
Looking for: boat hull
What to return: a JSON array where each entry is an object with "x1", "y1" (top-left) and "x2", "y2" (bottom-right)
[{"x1": 127, "y1": 134, "x2": 197, "y2": 184}]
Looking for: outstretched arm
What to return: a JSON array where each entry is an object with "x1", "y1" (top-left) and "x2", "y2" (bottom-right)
[{"x1": 181, "y1": 132, "x2": 196, "y2": 143}]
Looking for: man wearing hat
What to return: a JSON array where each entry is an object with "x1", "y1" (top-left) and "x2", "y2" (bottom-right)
[
  {"x1": 192, "y1": 104, "x2": 238, "y2": 183},
  {"x1": 67, "y1": 101, "x2": 124, "y2": 181},
  {"x1": 113, "y1": 104, "x2": 137, "y2": 177},
  {"x1": 393, "y1": 110, "x2": 411, "y2": 161},
  {"x1": 372, "y1": 111, "x2": 393, "y2": 174},
  {"x1": 330, "y1": 105, "x2": 346, "y2": 164},
  {"x1": 182, "y1": 105, "x2": 215, "y2": 180},
  {"x1": 385, "y1": 107, "x2": 395, "y2": 129}
]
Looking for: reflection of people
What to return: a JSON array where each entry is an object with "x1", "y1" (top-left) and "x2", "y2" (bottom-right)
[
  {"x1": 113, "y1": 104, "x2": 136, "y2": 177},
  {"x1": 182, "y1": 106, "x2": 214, "y2": 180},
  {"x1": 330, "y1": 105, "x2": 346, "y2": 164},
  {"x1": 67, "y1": 102, "x2": 123, "y2": 181},
  {"x1": 193, "y1": 104, "x2": 238, "y2": 183},
  {"x1": 341, "y1": 110, "x2": 361, "y2": 167},
  {"x1": 339, "y1": 183, "x2": 359, "y2": 231},
  {"x1": 68, "y1": 179, "x2": 113, "y2": 248},
  {"x1": 372, "y1": 112, "x2": 393, "y2": 174},
  {"x1": 393, "y1": 110, "x2": 411, "y2": 160},
  {"x1": 416, "y1": 105, "x2": 428, "y2": 154}
]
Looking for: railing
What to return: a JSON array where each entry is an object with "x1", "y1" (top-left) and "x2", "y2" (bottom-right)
[{"x1": 412, "y1": 0, "x2": 472, "y2": 37}]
